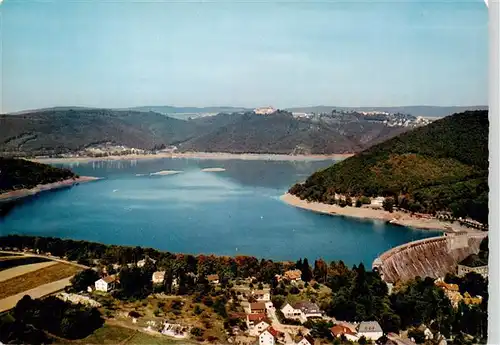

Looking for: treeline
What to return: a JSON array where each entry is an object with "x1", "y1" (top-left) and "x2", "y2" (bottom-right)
[
  {"x1": 0, "y1": 295, "x2": 104, "y2": 345},
  {"x1": 0, "y1": 234, "x2": 292, "y2": 287},
  {"x1": 0, "y1": 158, "x2": 77, "y2": 194},
  {"x1": 289, "y1": 111, "x2": 489, "y2": 224}
]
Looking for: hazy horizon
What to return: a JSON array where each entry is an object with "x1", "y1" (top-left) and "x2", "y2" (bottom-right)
[{"x1": 1, "y1": 0, "x2": 488, "y2": 113}]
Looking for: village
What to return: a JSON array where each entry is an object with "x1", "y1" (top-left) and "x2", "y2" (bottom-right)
[
  {"x1": 0, "y1": 235, "x2": 489, "y2": 345},
  {"x1": 86, "y1": 262, "x2": 389, "y2": 345}
]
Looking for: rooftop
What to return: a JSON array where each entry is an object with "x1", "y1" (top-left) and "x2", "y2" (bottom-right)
[{"x1": 358, "y1": 321, "x2": 383, "y2": 333}]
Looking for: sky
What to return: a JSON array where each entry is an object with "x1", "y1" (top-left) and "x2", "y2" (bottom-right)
[{"x1": 0, "y1": 0, "x2": 489, "y2": 113}]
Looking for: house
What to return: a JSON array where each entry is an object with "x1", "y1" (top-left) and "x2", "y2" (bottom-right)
[
  {"x1": 152, "y1": 271, "x2": 165, "y2": 284},
  {"x1": 331, "y1": 324, "x2": 359, "y2": 342},
  {"x1": 297, "y1": 335, "x2": 315, "y2": 345},
  {"x1": 250, "y1": 302, "x2": 267, "y2": 314},
  {"x1": 357, "y1": 321, "x2": 383, "y2": 341},
  {"x1": 246, "y1": 314, "x2": 270, "y2": 336},
  {"x1": 246, "y1": 313, "x2": 267, "y2": 327},
  {"x1": 259, "y1": 327, "x2": 280, "y2": 345},
  {"x1": 207, "y1": 274, "x2": 220, "y2": 284},
  {"x1": 370, "y1": 197, "x2": 385, "y2": 208},
  {"x1": 251, "y1": 289, "x2": 271, "y2": 301},
  {"x1": 281, "y1": 301, "x2": 322, "y2": 323},
  {"x1": 283, "y1": 269, "x2": 302, "y2": 283},
  {"x1": 137, "y1": 256, "x2": 156, "y2": 268},
  {"x1": 95, "y1": 275, "x2": 117, "y2": 292}
]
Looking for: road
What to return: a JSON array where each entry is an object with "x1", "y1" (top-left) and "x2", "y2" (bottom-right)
[
  {"x1": 267, "y1": 307, "x2": 306, "y2": 345},
  {"x1": 0, "y1": 276, "x2": 73, "y2": 312}
]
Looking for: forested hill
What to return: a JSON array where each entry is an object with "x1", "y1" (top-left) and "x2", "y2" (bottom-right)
[
  {"x1": 289, "y1": 110, "x2": 489, "y2": 223},
  {"x1": 0, "y1": 108, "x2": 408, "y2": 156},
  {"x1": 0, "y1": 158, "x2": 76, "y2": 194}
]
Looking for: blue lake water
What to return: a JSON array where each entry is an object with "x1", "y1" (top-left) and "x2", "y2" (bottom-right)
[{"x1": 0, "y1": 158, "x2": 440, "y2": 266}]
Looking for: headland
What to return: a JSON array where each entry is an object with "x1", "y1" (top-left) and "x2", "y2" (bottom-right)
[
  {"x1": 280, "y1": 193, "x2": 478, "y2": 233},
  {"x1": 0, "y1": 176, "x2": 101, "y2": 203}
]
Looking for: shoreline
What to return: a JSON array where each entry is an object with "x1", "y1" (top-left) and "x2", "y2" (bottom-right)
[
  {"x1": 280, "y1": 193, "x2": 478, "y2": 233},
  {"x1": 28, "y1": 152, "x2": 354, "y2": 164},
  {"x1": 0, "y1": 176, "x2": 101, "y2": 203}
]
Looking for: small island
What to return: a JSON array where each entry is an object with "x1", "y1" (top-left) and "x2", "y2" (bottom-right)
[
  {"x1": 201, "y1": 168, "x2": 226, "y2": 172},
  {"x1": 149, "y1": 170, "x2": 183, "y2": 176}
]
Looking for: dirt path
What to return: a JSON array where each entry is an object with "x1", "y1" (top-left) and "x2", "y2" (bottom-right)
[
  {"x1": 0, "y1": 276, "x2": 73, "y2": 312},
  {"x1": 0, "y1": 261, "x2": 57, "y2": 282}
]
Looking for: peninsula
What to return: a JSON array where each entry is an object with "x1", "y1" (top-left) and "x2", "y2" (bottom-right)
[
  {"x1": 285, "y1": 110, "x2": 489, "y2": 230},
  {"x1": 0, "y1": 158, "x2": 99, "y2": 203}
]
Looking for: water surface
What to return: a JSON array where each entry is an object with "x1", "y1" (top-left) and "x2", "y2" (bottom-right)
[{"x1": 0, "y1": 158, "x2": 440, "y2": 266}]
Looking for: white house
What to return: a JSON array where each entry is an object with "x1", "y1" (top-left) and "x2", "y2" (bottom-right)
[
  {"x1": 95, "y1": 276, "x2": 117, "y2": 292},
  {"x1": 247, "y1": 314, "x2": 270, "y2": 336},
  {"x1": 152, "y1": 271, "x2": 165, "y2": 284},
  {"x1": 281, "y1": 302, "x2": 323, "y2": 323},
  {"x1": 297, "y1": 335, "x2": 315, "y2": 345},
  {"x1": 357, "y1": 321, "x2": 383, "y2": 341},
  {"x1": 137, "y1": 257, "x2": 156, "y2": 268},
  {"x1": 259, "y1": 328, "x2": 279, "y2": 345}
]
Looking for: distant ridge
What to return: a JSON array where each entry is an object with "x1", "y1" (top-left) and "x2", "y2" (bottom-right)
[
  {"x1": 285, "y1": 105, "x2": 488, "y2": 118},
  {"x1": 6, "y1": 105, "x2": 487, "y2": 119}
]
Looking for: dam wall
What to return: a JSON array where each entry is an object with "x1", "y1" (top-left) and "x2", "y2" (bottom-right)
[{"x1": 373, "y1": 232, "x2": 487, "y2": 283}]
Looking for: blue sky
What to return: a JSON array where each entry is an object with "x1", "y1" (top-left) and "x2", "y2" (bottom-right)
[{"x1": 0, "y1": 0, "x2": 488, "y2": 113}]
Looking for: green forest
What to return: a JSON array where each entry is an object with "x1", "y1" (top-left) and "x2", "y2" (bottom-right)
[
  {"x1": 0, "y1": 158, "x2": 76, "y2": 194},
  {"x1": 289, "y1": 111, "x2": 489, "y2": 224}
]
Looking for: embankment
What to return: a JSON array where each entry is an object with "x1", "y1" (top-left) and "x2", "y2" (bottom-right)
[
  {"x1": 0, "y1": 176, "x2": 101, "y2": 203},
  {"x1": 372, "y1": 232, "x2": 487, "y2": 283}
]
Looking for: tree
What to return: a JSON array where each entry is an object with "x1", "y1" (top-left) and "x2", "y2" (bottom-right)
[
  {"x1": 313, "y1": 259, "x2": 328, "y2": 283},
  {"x1": 70, "y1": 269, "x2": 99, "y2": 292},
  {"x1": 301, "y1": 258, "x2": 313, "y2": 282},
  {"x1": 383, "y1": 197, "x2": 395, "y2": 213}
]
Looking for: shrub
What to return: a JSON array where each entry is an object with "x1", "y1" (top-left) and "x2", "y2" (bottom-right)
[{"x1": 190, "y1": 327, "x2": 203, "y2": 337}]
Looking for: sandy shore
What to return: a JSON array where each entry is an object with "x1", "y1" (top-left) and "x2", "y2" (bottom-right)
[
  {"x1": 281, "y1": 193, "x2": 476, "y2": 232},
  {"x1": 30, "y1": 152, "x2": 353, "y2": 164},
  {"x1": 0, "y1": 176, "x2": 101, "y2": 203}
]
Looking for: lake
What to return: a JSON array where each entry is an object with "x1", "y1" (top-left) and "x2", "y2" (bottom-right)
[{"x1": 0, "y1": 158, "x2": 440, "y2": 266}]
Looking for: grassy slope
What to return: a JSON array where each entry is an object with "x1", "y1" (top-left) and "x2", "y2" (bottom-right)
[
  {"x1": 289, "y1": 110, "x2": 489, "y2": 223},
  {"x1": 0, "y1": 158, "x2": 77, "y2": 193}
]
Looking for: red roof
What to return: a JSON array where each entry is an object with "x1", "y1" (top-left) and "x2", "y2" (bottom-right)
[
  {"x1": 331, "y1": 325, "x2": 356, "y2": 336},
  {"x1": 247, "y1": 313, "x2": 267, "y2": 321},
  {"x1": 250, "y1": 302, "x2": 266, "y2": 310},
  {"x1": 268, "y1": 327, "x2": 280, "y2": 337}
]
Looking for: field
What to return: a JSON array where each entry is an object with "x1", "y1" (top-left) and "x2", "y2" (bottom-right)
[
  {"x1": 0, "y1": 261, "x2": 57, "y2": 282},
  {"x1": 0, "y1": 256, "x2": 51, "y2": 270},
  {"x1": 0, "y1": 262, "x2": 81, "y2": 299}
]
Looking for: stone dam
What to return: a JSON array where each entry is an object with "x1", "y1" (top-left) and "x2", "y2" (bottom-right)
[{"x1": 372, "y1": 232, "x2": 487, "y2": 283}]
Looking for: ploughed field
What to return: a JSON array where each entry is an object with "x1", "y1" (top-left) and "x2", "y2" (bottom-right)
[{"x1": 0, "y1": 252, "x2": 82, "y2": 311}]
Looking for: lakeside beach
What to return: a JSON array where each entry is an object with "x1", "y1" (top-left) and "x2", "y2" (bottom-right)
[
  {"x1": 280, "y1": 193, "x2": 478, "y2": 233},
  {"x1": 29, "y1": 152, "x2": 353, "y2": 164},
  {"x1": 0, "y1": 176, "x2": 101, "y2": 203}
]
